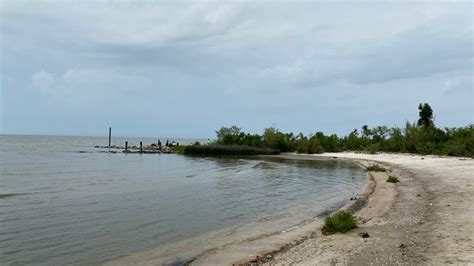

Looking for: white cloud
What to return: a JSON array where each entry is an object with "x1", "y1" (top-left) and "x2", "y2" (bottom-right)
[
  {"x1": 31, "y1": 68, "x2": 153, "y2": 103},
  {"x1": 31, "y1": 71, "x2": 56, "y2": 94},
  {"x1": 204, "y1": 5, "x2": 235, "y2": 24}
]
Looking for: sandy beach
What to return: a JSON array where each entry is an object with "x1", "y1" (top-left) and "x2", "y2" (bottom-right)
[{"x1": 256, "y1": 152, "x2": 474, "y2": 265}]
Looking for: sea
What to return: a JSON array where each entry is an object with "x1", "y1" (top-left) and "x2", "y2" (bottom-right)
[{"x1": 0, "y1": 134, "x2": 368, "y2": 265}]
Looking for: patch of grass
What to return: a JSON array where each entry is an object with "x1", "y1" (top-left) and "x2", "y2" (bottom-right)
[
  {"x1": 321, "y1": 211, "x2": 357, "y2": 235},
  {"x1": 173, "y1": 145, "x2": 186, "y2": 154},
  {"x1": 387, "y1": 176, "x2": 399, "y2": 183},
  {"x1": 180, "y1": 144, "x2": 279, "y2": 157},
  {"x1": 366, "y1": 164, "x2": 386, "y2": 172}
]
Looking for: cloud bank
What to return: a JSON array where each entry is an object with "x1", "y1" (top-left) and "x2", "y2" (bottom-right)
[{"x1": 1, "y1": 1, "x2": 472, "y2": 137}]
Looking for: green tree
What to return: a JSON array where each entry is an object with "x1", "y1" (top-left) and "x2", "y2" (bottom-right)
[
  {"x1": 362, "y1": 125, "x2": 371, "y2": 138},
  {"x1": 263, "y1": 127, "x2": 293, "y2": 152},
  {"x1": 216, "y1": 125, "x2": 242, "y2": 145},
  {"x1": 417, "y1": 103, "x2": 434, "y2": 128}
]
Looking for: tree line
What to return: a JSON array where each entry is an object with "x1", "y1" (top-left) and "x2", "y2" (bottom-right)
[{"x1": 211, "y1": 103, "x2": 473, "y2": 157}]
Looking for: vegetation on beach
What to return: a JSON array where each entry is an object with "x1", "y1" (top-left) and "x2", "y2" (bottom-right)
[
  {"x1": 366, "y1": 165, "x2": 386, "y2": 172},
  {"x1": 321, "y1": 211, "x2": 357, "y2": 235},
  {"x1": 387, "y1": 176, "x2": 399, "y2": 183},
  {"x1": 177, "y1": 144, "x2": 278, "y2": 156},
  {"x1": 179, "y1": 103, "x2": 473, "y2": 157}
]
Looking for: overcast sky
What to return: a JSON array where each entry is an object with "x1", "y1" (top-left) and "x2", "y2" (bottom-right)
[{"x1": 1, "y1": 1, "x2": 473, "y2": 138}]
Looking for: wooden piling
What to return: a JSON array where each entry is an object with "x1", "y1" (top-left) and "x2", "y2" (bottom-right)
[
  {"x1": 140, "y1": 141, "x2": 143, "y2": 153},
  {"x1": 125, "y1": 141, "x2": 128, "y2": 152},
  {"x1": 108, "y1": 127, "x2": 112, "y2": 148}
]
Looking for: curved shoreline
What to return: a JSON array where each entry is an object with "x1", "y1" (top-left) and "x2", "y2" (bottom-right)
[
  {"x1": 267, "y1": 154, "x2": 378, "y2": 215},
  {"x1": 106, "y1": 152, "x2": 474, "y2": 265},
  {"x1": 257, "y1": 152, "x2": 474, "y2": 265},
  {"x1": 103, "y1": 155, "x2": 367, "y2": 266},
  {"x1": 188, "y1": 154, "x2": 378, "y2": 265},
  {"x1": 221, "y1": 154, "x2": 385, "y2": 266}
]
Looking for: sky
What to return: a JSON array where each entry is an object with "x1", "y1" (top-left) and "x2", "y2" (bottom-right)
[{"x1": 1, "y1": 0, "x2": 473, "y2": 138}]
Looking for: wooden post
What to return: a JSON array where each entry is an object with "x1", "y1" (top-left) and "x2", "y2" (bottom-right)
[
  {"x1": 108, "y1": 127, "x2": 112, "y2": 148},
  {"x1": 125, "y1": 141, "x2": 128, "y2": 152},
  {"x1": 140, "y1": 141, "x2": 143, "y2": 153}
]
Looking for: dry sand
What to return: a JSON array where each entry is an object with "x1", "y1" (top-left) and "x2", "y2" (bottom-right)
[{"x1": 257, "y1": 152, "x2": 474, "y2": 265}]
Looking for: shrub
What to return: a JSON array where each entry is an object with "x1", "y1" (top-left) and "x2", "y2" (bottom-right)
[
  {"x1": 366, "y1": 143, "x2": 379, "y2": 154},
  {"x1": 366, "y1": 164, "x2": 386, "y2": 172},
  {"x1": 296, "y1": 139, "x2": 309, "y2": 153},
  {"x1": 321, "y1": 211, "x2": 357, "y2": 235},
  {"x1": 387, "y1": 176, "x2": 399, "y2": 183}
]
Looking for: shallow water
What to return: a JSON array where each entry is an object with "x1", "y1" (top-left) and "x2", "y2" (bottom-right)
[{"x1": 0, "y1": 135, "x2": 367, "y2": 265}]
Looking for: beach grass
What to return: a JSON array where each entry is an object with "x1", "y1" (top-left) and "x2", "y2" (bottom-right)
[
  {"x1": 366, "y1": 164, "x2": 386, "y2": 172},
  {"x1": 179, "y1": 144, "x2": 279, "y2": 157},
  {"x1": 321, "y1": 211, "x2": 357, "y2": 235},
  {"x1": 387, "y1": 176, "x2": 399, "y2": 183}
]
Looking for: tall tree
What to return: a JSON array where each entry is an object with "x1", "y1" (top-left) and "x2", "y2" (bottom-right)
[
  {"x1": 216, "y1": 125, "x2": 242, "y2": 144},
  {"x1": 417, "y1": 103, "x2": 434, "y2": 128}
]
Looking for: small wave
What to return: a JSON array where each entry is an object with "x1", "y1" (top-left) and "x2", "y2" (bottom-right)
[
  {"x1": 0, "y1": 236, "x2": 16, "y2": 243},
  {"x1": 1, "y1": 248, "x2": 23, "y2": 255},
  {"x1": 162, "y1": 258, "x2": 188, "y2": 266},
  {"x1": 26, "y1": 200, "x2": 48, "y2": 205},
  {"x1": 252, "y1": 162, "x2": 267, "y2": 169},
  {"x1": 0, "y1": 193, "x2": 31, "y2": 199},
  {"x1": 128, "y1": 219, "x2": 165, "y2": 232},
  {"x1": 257, "y1": 213, "x2": 288, "y2": 222},
  {"x1": 95, "y1": 207, "x2": 121, "y2": 215},
  {"x1": 146, "y1": 229, "x2": 174, "y2": 241},
  {"x1": 225, "y1": 213, "x2": 245, "y2": 221},
  {"x1": 75, "y1": 151, "x2": 92, "y2": 153},
  {"x1": 32, "y1": 186, "x2": 52, "y2": 191}
]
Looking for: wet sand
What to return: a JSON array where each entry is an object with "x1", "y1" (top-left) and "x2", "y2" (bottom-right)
[{"x1": 257, "y1": 152, "x2": 474, "y2": 265}]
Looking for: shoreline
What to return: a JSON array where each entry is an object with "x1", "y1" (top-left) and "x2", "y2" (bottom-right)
[
  {"x1": 256, "y1": 152, "x2": 474, "y2": 265},
  {"x1": 221, "y1": 154, "x2": 384, "y2": 266},
  {"x1": 104, "y1": 155, "x2": 368, "y2": 266},
  {"x1": 263, "y1": 154, "x2": 378, "y2": 215},
  {"x1": 106, "y1": 152, "x2": 474, "y2": 265},
  {"x1": 188, "y1": 154, "x2": 377, "y2": 265}
]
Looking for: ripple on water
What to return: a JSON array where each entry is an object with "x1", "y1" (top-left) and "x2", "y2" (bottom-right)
[{"x1": 1, "y1": 141, "x2": 367, "y2": 265}]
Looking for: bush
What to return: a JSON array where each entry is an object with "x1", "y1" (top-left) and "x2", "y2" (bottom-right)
[
  {"x1": 366, "y1": 143, "x2": 380, "y2": 154},
  {"x1": 366, "y1": 164, "x2": 386, "y2": 172},
  {"x1": 321, "y1": 211, "x2": 357, "y2": 235},
  {"x1": 296, "y1": 139, "x2": 309, "y2": 153},
  {"x1": 387, "y1": 176, "x2": 399, "y2": 183},
  {"x1": 181, "y1": 144, "x2": 279, "y2": 157}
]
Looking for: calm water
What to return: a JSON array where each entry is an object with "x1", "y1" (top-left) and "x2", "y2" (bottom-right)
[{"x1": 0, "y1": 135, "x2": 367, "y2": 265}]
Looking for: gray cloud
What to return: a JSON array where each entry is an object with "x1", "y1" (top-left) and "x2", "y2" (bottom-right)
[{"x1": 1, "y1": 1, "x2": 472, "y2": 137}]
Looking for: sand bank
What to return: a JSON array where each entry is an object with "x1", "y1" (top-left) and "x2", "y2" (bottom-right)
[{"x1": 258, "y1": 152, "x2": 474, "y2": 265}]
